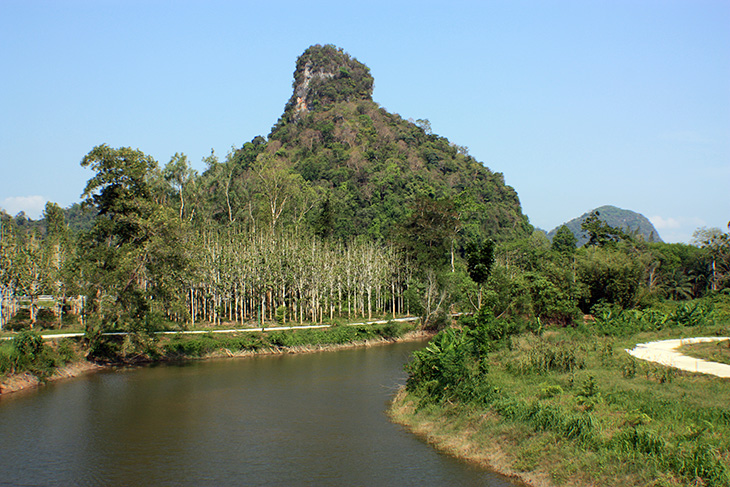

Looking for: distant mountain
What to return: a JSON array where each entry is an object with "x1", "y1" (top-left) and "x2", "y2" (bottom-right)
[{"x1": 548, "y1": 205, "x2": 663, "y2": 246}]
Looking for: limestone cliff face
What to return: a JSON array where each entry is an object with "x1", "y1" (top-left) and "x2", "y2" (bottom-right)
[
  {"x1": 285, "y1": 44, "x2": 374, "y2": 120},
  {"x1": 292, "y1": 62, "x2": 334, "y2": 116}
]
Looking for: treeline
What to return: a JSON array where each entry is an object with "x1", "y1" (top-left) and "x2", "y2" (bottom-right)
[
  {"x1": 186, "y1": 230, "x2": 406, "y2": 326},
  {"x1": 483, "y1": 215, "x2": 730, "y2": 326},
  {"x1": 0, "y1": 123, "x2": 728, "y2": 335},
  {"x1": 0, "y1": 146, "x2": 410, "y2": 332}
]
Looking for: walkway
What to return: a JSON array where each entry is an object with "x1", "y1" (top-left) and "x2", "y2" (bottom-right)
[{"x1": 626, "y1": 337, "x2": 730, "y2": 378}]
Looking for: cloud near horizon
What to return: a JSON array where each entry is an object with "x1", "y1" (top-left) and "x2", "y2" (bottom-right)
[
  {"x1": 649, "y1": 216, "x2": 712, "y2": 244},
  {"x1": 649, "y1": 216, "x2": 682, "y2": 230},
  {"x1": 1, "y1": 195, "x2": 48, "y2": 219}
]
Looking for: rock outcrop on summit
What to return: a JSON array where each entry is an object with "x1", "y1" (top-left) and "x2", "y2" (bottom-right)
[{"x1": 284, "y1": 44, "x2": 374, "y2": 120}]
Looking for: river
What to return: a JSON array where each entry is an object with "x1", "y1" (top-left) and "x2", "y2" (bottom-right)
[{"x1": 0, "y1": 340, "x2": 516, "y2": 486}]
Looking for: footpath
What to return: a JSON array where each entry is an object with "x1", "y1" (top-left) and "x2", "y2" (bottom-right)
[{"x1": 627, "y1": 337, "x2": 730, "y2": 378}]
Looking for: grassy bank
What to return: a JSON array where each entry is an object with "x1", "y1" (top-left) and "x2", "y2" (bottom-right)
[
  {"x1": 390, "y1": 300, "x2": 730, "y2": 487},
  {"x1": 156, "y1": 320, "x2": 419, "y2": 360}
]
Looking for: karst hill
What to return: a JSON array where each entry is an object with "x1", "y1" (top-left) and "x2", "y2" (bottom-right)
[{"x1": 227, "y1": 44, "x2": 531, "y2": 243}]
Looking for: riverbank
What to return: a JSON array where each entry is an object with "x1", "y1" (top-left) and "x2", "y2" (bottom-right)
[
  {"x1": 389, "y1": 388, "x2": 538, "y2": 487},
  {"x1": 389, "y1": 323, "x2": 730, "y2": 487},
  {"x1": 0, "y1": 360, "x2": 104, "y2": 395},
  {"x1": 0, "y1": 325, "x2": 430, "y2": 396}
]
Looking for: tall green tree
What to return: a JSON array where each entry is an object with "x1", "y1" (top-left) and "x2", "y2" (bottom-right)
[
  {"x1": 551, "y1": 225, "x2": 577, "y2": 254},
  {"x1": 464, "y1": 238, "x2": 494, "y2": 309},
  {"x1": 80, "y1": 145, "x2": 191, "y2": 336},
  {"x1": 581, "y1": 211, "x2": 629, "y2": 247}
]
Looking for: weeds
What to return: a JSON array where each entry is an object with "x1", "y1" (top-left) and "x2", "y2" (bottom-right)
[{"x1": 507, "y1": 338, "x2": 585, "y2": 375}]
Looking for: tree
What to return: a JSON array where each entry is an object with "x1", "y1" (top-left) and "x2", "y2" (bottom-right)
[
  {"x1": 692, "y1": 225, "x2": 730, "y2": 292},
  {"x1": 0, "y1": 215, "x2": 12, "y2": 329},
  {"x1": 464, "y1": 238, "x2": 494, "y2": 309},
  {"x1": 14, "y1": 231, "x2": 50, "y2": 327},
  {"x1": 581, "y1": 211, "x2": 629, "y2": 247},
  {"x1": 80, "y1": 145, "x2": 191, "y2": 337},
  {"x1": 576, "y1": 247, "x2": 644, "y2": 311},
  {"x1": 252, "y1": 152, "x2": 306, "y2": 232},
  {"x1": 43, "y1": 202, "x2": 69, "y2": 324},
  {"x1": 398, "y1": 196, "x2": 459, "y2": 272},
  {"x1": 163, "y1": 153, "x2": 197, "y2": 220},
  {"x1": 314, "y1": 192, "x2": 335, "y2": 240},
  {"x1": 551, "y1": 225, "x2": 577, "y2": 254}
]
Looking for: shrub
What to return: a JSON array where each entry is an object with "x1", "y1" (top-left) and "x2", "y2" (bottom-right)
[
  {"x1": 275, "y1": 306, "x2": 287, "y2": 325},
  {"x1": 622, "y1": 356, "x2": 638, "y2": 379},
  {"x1": 10, "y1": 330, "x2": 57, "y2": 379},
  {"x1": 669, "y1": 302, "x2": 713, "y2": 328}
]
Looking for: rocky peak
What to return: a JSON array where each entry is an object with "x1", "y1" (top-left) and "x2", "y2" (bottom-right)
[{"x1": 285, "y1": 44, "x2": 374, "y2": 120}]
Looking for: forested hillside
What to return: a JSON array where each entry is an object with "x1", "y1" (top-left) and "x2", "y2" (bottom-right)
[
  {"x1": 206, "y1": 44, "x2": 531, "y2": 242},
  {"x1": 0, "y1": 45, "x2": 532, "y2": 345}
]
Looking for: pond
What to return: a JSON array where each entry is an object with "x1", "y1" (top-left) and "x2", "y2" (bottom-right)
[{"x1": 0, "y1": 340, "x2": 517, "y2": 486}]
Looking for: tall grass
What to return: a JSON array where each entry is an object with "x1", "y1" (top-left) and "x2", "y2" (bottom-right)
[{"x1": 399, "y1": 301, "x2": 730, "y2": 486}]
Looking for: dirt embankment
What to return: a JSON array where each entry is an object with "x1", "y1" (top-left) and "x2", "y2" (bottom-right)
[
  {"x1": 388, "y1": 388, "x2": 540, "y2": 487},
  {"x1": 0, "y1": 360, "x2": 104, "y2": 396}
]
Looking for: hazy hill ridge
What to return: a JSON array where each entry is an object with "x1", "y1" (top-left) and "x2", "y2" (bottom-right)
[
  {"x1": 548, "y1": 205, "x2": 663, "y2": 246},
  {"x1": 245, "y1": 44, "x2": 532, "y2": 242}
]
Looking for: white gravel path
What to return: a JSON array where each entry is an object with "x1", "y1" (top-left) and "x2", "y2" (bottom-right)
[{"x1": 626, "y1": 337, "x2": 730, "y2": 378}]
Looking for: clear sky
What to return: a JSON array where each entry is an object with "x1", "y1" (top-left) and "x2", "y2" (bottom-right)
[{"x1": 1, "y1": 0, "x2": 728, "y2": 243}]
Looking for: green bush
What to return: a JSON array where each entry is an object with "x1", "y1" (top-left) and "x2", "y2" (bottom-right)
[
  {"x1": 275, "y1": 306, "x2": 287, "y2": 325},
  {"x1": 538, "y1": 384, "x2": 564, "y2": 399},
  {"x1": 669, "y1": 302, "x2": 713, "y2": 328},
  {"x1": 7, "y1": 330, "x2": 58, "y2": 379}
]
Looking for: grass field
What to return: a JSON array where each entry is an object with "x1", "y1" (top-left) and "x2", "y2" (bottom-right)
[{"x1": 391, "y1": 316, "x2": 730, "y2": 487}]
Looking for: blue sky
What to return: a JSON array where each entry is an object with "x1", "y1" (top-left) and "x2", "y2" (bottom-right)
[{"x1": 1, "y1": 0, "x2": 728, "y2": 243}]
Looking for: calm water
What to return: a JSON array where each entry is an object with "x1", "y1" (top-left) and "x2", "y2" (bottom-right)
[{"x1": 0, "y1": 340, "x2": 516, "y2": 486}]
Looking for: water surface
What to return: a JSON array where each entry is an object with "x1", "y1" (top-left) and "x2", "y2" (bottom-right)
[{"x1": 0, "y1": 340, "x2": 516, "y2": 486}]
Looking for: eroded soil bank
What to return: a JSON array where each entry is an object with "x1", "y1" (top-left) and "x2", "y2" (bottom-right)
[{"x1": 0, "y1": 361, "x2": 104, "y2": 395}]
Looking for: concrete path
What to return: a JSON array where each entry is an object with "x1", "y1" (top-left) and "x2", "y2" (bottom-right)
[{"x1": 626, "y1": 337, "x2": 730, "y2": 378}]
